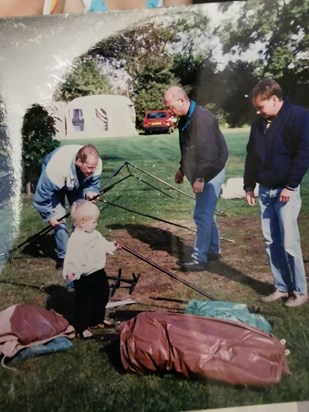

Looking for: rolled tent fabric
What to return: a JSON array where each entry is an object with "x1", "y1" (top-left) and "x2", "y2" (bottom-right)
[
  {"x1": 0, "y1": 304, "x2": 75, "y2": 365},
  {"x1": 9, "y1": 304, "x2": 70, "y2": 344},
  {"x1": 119, "y1": 311, "x2": 290, "y2": 386}
]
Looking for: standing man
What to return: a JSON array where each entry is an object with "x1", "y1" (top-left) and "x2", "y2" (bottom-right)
[
  {"x1": 163, "y1": 86, "x2": 228, "y2": 271},
  {"x1": 244, "y1": 78, "x2": 309, "y2": 307},
  {"x1": 34, "y1": 144, "x2": 102, "y2": 269}
]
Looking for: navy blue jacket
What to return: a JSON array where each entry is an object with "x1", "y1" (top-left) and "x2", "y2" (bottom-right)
[
  {"x1": 179, "y1": 102, "x2": 228, "y2": 185},
  {"x1": 244, "y1": 98, "x2": 309, "y2": 191}
]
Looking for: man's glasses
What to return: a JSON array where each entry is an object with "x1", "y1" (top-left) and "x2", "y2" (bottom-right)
[{"x1": 166, "y1": 99, "x2": 182, "y2": 111}]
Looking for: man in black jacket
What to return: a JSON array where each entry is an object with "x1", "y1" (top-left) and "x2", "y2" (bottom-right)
[
  {"x1": 163, "y1": 86, "x2": 228, "y2": 271},
  {"x1": 244, "y1": 78, "x2": 309, "y2": 307}
]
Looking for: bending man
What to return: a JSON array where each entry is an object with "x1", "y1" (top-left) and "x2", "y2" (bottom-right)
[{"x1": 33, "y1": 144, "x2": 102, "y2": 269}]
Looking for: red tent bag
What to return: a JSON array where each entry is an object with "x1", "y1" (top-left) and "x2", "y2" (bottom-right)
[{"x1": 119, "y1": 311, "x2": 290, "y2": 386}]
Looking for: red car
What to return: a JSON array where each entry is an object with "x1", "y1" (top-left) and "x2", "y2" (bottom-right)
[{"x1": 143, "y1": 110, "x2": 175, "y2": 135}]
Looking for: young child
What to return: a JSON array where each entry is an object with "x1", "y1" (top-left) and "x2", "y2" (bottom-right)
[{"x1": 63, "y1": 199, "x2": 120, "y2": 339}]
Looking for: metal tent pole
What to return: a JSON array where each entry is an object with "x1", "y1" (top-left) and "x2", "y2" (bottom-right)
[{"x1": 120, "y1": 243, "x2": 217, "y2": 300}]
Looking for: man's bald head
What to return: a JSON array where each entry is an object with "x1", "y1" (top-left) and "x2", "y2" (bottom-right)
[{"x1": 163, "y1": 86, "x2": 190, "y2": 116}]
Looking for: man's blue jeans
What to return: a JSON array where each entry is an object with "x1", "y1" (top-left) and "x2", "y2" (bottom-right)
[
  {"x1": 191, "y1": 169, "x2": 225, "y2": 263},
  {"x1": 258, "y1": 185, "x2": 307, "y2": 295},
  {"x1": 52, "y1": 189, "x2": 83, "y2": 259}
]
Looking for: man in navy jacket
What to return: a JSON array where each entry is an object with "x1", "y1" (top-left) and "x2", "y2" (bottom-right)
[{"x1": 244, "y1": 78, "x2": 309, "y2": 307}]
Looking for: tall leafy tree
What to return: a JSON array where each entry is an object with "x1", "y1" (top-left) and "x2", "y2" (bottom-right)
[
  {"x1": 87, "y1": 23, "x2": 179, "y2": 126},
  {"x1": 86, "y1": 10, "x2": 214, "y2": 126},
  {"x1": 89, "y1": 23, "x2": 177, "y2": 76},
  {"x1": 54, "y1": 57, "x2": 112, "y2": 102},
  {"x1": 171, "y1": 53, "x2": 212, "y2": 97},
  {"x1": 195, "y1": 60, "x2": 257, "y2": 127},
  {"x1": 218, "y1": 0, "x2": 309, "y2": 105},
  {"x1": 21, "y1": 104, "x2": 60, "y2": 195}
]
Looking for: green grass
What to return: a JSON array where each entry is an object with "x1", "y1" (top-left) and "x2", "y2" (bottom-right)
[{"x1": 0, "y1": 128, "x2": 308, "y2": 411}]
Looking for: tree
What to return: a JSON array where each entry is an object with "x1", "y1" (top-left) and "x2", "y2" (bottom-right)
[
  {"x1": 217, "y1": 0, "x2": 309, "y2": 106},
  {"x1": 133, "y1": 66, "x2": 178, "y2": 128},
  {"x1": 202, "y1": 60, "x2": 258, "y2": 127},
  {"x1": 21, "y1": 104, "x2": 60, "y2": 195},
  {"x1": 54, "y1": 57, "x2": 112, "y2": 102},
  {"x1": 87, "y1": 10, "x2": 214, "y2": 123},
  {"x1": 171, "y1": 53, "x2": 212, "y2": 97},
  {"x1": 134, "y1": 81, "x2": 176, "y2": 129}
]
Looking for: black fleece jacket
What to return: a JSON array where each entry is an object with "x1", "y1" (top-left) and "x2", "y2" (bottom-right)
[{"x1": 178, "y1": 104, "x2": 228, "y2": 185}]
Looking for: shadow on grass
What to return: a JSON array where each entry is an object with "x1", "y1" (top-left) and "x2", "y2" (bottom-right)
[
  {"x1": 0, "y1": 278, "x2": 47, "y2": 291},
  {"x1": 107, "y1": 223, "x2": 272, "y2": 296},
  {"x1": 0, "y1": 280, "x2": 77, "y2": 324},
  {"x1": 100, "y1": 309, "x2": 145, "y2": 374},
  {"x1": 203, "y1": 261, "x2": 273, "y2": 296},
  {"x1": 108, "y1": 222, "x2": 194, "y2": 259},
  {"x1": 45, "y1": 285, "x2": 75, "y2": 326},
  {"x1": 99, "y1": 333, "x2": 125, "y2": 374},
  {"x1": 14, "y1": 233, "x2": 57, "y2": 260}
]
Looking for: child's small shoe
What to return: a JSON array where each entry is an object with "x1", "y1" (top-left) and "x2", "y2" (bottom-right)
[
  {"x1": 91, "y1": 323, "x2": 105, "y2": 330},
  {"x1": 78, "y1": 329, "x2": 94, "y2": 340},
  {"x1": 103, "y1": 319, "x2": 115, "y2": 327},
  {"x1": 66, "y1": 281, "x2": 75, "y2": 292}
]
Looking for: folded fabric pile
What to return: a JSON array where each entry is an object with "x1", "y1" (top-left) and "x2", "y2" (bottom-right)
[{"x1": 0, "y1": 304, "x2": 75, "y2": 368}]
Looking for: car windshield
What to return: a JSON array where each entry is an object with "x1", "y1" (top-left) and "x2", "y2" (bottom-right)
[{"x1": 147, "y1": 112, "x2": 167, "y2": 119}]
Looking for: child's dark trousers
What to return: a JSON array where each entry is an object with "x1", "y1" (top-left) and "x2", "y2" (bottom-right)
[{"x1": 73, "y1": 268, "x2": 109, "y2": 333}]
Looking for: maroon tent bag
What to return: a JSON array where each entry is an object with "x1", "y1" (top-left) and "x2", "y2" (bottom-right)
[{"x1": 119, "y1": 311, "x2": 290, "y2": 386}]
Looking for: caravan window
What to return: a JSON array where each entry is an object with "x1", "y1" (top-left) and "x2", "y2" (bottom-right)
[
  {"x1": 95, "y1": 108, "x2": 108, "y2": 131},
  {"x1": 71, "y1": 108, "x2": 84, "y2": 132}
]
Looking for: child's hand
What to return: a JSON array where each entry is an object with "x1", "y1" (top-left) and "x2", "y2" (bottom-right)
[
  {"x1": 114, "y1": 241, "x2": 122, "y2": 250},
  {"x1": 66, "y1": 273, "x2": 76, "y2": 281}
]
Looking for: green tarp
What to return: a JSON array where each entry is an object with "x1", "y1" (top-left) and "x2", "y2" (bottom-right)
[{"x1": 185, "y1": 300, "x2": 272, "y2": 333}]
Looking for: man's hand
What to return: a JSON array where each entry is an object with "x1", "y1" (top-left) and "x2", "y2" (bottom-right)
[
  {"x1": 279, "y1": 188, "x2": 293, "y2": 203},
  {"x1": 85, "y1": 191, "x2": 99, "y2": 202},
  {"x1": 175, "y1": 169, "x2": 184, "y2": 184},
  {"x1": 66, "y1": 273, "x2": 76, "y2": 281},
  {"x1": 192, "y1": 179, "x2": 204, "y2": 194},
  {"x1": 48, "y1": 217, "x2": 60, "y2": 227},
  {"x1": 245, "y1": 191, "x2": 256, "y2": 206}
]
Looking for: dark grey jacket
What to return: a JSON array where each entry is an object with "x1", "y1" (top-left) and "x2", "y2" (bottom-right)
[{"x1": 178, "y1": 103, "x2": 228, "y2": 185}]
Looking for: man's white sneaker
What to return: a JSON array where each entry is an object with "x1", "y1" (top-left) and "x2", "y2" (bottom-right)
[
  {"x1": 260, "y1": 290, "x2": 289, "y2": 302},
  {"x1": 284, "y1": 294, "x2": 308, "y2": 307}
]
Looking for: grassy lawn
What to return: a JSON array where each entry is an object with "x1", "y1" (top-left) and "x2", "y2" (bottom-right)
[{"x1": 0, "y1": 128, "x2": 308, "y2": 411}]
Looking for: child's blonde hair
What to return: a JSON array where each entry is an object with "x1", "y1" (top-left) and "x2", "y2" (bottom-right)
[{"x1": 71, "y1": 199, "x2": 100, "y2": 226}]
